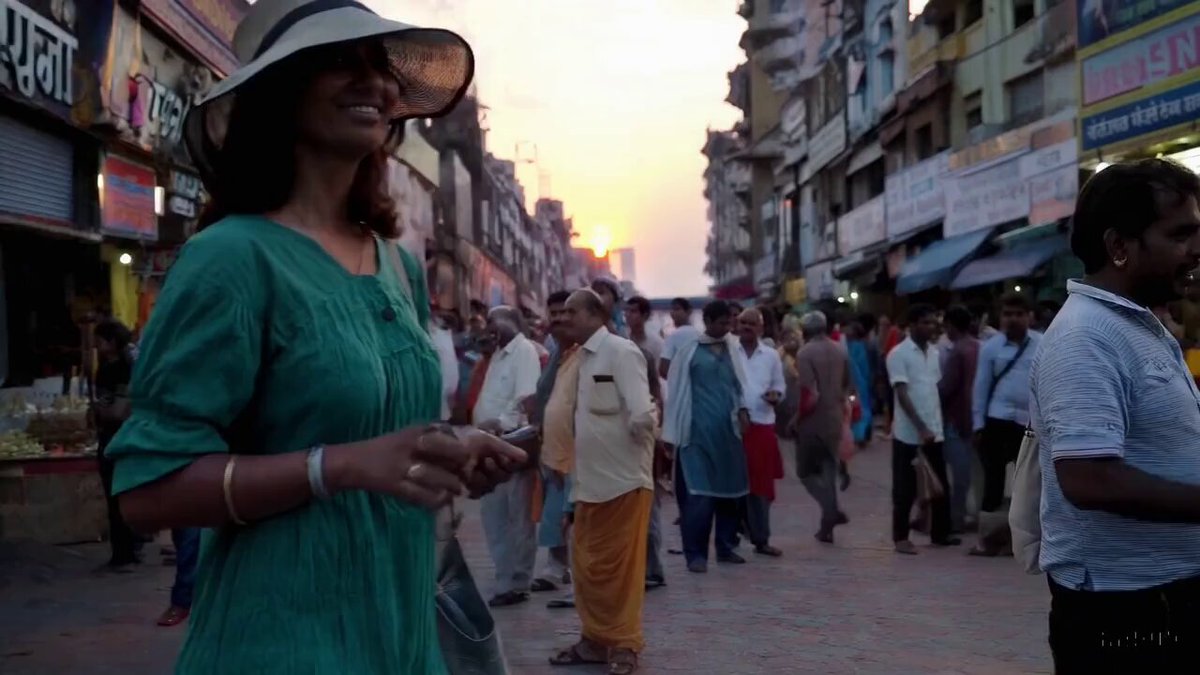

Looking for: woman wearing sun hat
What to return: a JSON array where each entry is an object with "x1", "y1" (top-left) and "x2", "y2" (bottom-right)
[{"x1": 103, "y1": 1, "x2": 525, "y2": 672}]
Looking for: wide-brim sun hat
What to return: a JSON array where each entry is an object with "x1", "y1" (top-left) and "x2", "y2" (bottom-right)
[{"x1": 184, "y1": 0, "x2": 474, "y2": 183}]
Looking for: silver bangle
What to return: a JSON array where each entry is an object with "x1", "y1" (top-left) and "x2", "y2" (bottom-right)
[{"x1": 307, "y1": 445, "x2": 331, "y2": 500}]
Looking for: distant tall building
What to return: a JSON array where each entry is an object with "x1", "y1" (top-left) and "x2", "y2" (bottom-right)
[
  {"x1": 612, "y1": 247, "x2": 636, "y2": 283},
  {"x1": 572, "y1": 247, "x2": 612, "y2": 285}
]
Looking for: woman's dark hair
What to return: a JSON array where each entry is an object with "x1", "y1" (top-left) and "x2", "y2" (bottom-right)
[
  {"x1": 945, "y1": 305, "x2": 972, "y2": 333},
  {"x1": 94, "y1": 318, "x2": 133, "y2": 351},
  {"x1": 198, "y1": 46, "x2": 405, "y2": 237},
  {"x1": 1071, "y1": 159, "x2": 1200, "y2": 274},
  {"x1": 907, "y1": 303, "x2": 937, "y2": 324},
  {"x1": 703, "y1": 300, "x2": 733, "y2": 323}
]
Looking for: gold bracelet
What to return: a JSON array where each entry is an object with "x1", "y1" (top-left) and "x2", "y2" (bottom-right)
[{"x1": 223, "y1": 456, "x2": 247, "y2": 526}]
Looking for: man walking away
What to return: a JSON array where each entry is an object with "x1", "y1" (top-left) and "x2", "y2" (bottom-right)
[
  {"x1": 970, "y1": 293, "x2": 1040, "y2": 556},
  {"x1": 1034, "y1": 159, "x2": 1200, "y2": 673},
  {"x1": 475, "y1": 306, "x2": 542, "y2": 607},
  {"x1": 938, "y1": 305, "x2": 980, "y2": 535},
  {"x1": 887, "y1": 304, "x2": 961, "y2": 554},
  {"x1": 793, "y1": 311, "x2": 852, "y2": 543},
  {"x1": 550, "y1": 289, "x2": 657, "y2": 675},
  {"x1": 736, "y1": 308, "x2": 786, "y2": 556}
]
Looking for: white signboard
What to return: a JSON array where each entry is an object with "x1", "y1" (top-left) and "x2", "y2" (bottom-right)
[
  {"x1": 804, "y1": 115, "x2": 846, "y2": 181},
  {"x1": 838, "y1": 195, "x2": 886, "y2": 255},
  {"x1": 885, "y1": 152, "x2": 949, "y2": 239},
  {"x1": 943, "y1": 158, "x2": 1029, "y2": 238},
  {"x1": 1019, "y1": 138, "x2": 1078, "y2": 180},
  {"x1": 781, "y1": 96, "x2": 806, "y2": 142},
  {"x1": 805, "y1": 261, "x2": 835, "y2": 300}
]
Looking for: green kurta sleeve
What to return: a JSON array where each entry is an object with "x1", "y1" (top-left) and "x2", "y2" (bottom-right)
[{"x1": 107, "y1": 229, "x2": 264, "y2": 494}]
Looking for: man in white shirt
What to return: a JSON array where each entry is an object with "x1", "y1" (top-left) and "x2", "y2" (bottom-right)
[
  {"x1": 549, "y1": 289, "x2": 656, "y2": 674},
  {"x1": 736, "y1": 308, "x2": 787, "y2": 557},
  {"x1": 429, "y1": 311, "x2": 459, "y2": 422},
  {"x1": 658, "y1": 297, "x2": 700, "y2": 379},
  {"x1": 474, "y1": 306, "x2": 542, "y2": 606},
  {"x1": 624, "y1": 295, "x2": 668, "y2": 587},
  {"x1": 885, "y1": 304, "x2": 961, "y2": 555}
]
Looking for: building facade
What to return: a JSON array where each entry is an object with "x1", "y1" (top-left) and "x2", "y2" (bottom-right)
[{"x1": 704, "y1": 0, "x2": 1178, "y2": 316}]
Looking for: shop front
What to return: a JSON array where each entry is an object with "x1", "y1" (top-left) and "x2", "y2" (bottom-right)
[
  {"x1": 1077, "y1": 1, "x2": 1200, "y2": 167},
  {"x1": 833, "y1": 194, "x2": 888, "y2": 315},
  {"x1": 896, "y1": 113, "x2": 1081, "y2": 299},
  {"x1": 0, "y1": 0, "x2": 113, "y2": 543},
  {"x1": 463, "y1": 241, "x2": 516, "y2": 309},
  {"x1": 97, "y1": 3, "x2": 222, "y2": 333}
]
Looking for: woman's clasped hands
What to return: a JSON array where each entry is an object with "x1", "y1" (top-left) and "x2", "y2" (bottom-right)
[{"x1": 326, "y1": 425, "x2": 527, "y2": 508}]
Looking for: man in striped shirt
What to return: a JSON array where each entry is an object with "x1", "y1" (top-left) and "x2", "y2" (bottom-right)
[{"x1": 1031, "y1": 159, "x2": 1200, "y2": 672}]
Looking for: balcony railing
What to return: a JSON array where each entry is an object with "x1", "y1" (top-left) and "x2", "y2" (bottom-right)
[
  {"x1": 755, "y1": 35, "x2": 804, "y2": 73},
  {"x1": 742, "y1": 4, "x2": 803, "y2": 50}
]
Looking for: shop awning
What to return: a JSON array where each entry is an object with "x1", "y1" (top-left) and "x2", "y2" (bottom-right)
[
  {"x1": 895, "y1": 227, "x2": 995, "y2": 294},
  {"x1": 950, "y1": 235, "x2": 1070, "y2": 290}
]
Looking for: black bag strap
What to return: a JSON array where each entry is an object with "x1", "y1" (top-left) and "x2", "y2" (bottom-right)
[{"x1": 985, "y1": 336, "x2": 1031, "y2": 413}]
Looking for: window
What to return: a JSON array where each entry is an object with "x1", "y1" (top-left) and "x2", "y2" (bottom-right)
[
  {"x1": 880, "y1": 53, "x2": 895, "y2": 97},
  {"x1": 1007, "y1": 70, "x2": 1044, "y2": 126},
  {"x1": 915, "y1": 123, "x2": 934, "y2": 160},
  {"x1": 939, "y1": 98, "x2": 952, "y2": 150},
  {"x1": 964, "y1": 0, "x2": 983, "y2": 26},
  {"x1": 877, "y1": 19, "x2": 895, "y2": 96},
  {"x1": 1013, "y1": 0, "x2": 1035, "y2": 28},
  {"x1": 937, "y1": 11, "x2": 957, "y2": 38},
  {"x1": 964, "y1": 92, "x2": 983, "y2": 131}
]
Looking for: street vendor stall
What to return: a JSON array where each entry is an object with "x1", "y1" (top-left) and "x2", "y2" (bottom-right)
[{"x1": 0, "y1": 382, "x2": 105, "y2": 544}]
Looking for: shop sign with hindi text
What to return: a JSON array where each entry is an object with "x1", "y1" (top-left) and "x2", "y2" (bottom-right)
[
  {"x1": 106, "y1": 6, "x2": 217, "y2": 159},
  {"x1": 1078, "y1": 0, "x2": 1193, "y2": 50},
  {"x1": 101, "y1": 155, "x2": 158, "y2": 241},
  {"x1": 837, "y1": 195, "x2": 886, "y2": 255},
  {"x1": 885, "y1": 151, "x2": 948, "y2": 239},
  {"x1": 0, "y1": 0, "x2": 76, "y2": 113}
]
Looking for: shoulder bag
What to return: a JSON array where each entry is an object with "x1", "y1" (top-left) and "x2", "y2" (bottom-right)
[
  {"x1": 433, "y1": 505, "x2": 510, "y2": 675},
  {"x1": 1008, "y1": 429, "x2": 1042, "y2": 574},
  {"x1": 384, "y1": 242, "x2": 509, "y2": 674},
  {"x1": 983, "y1": 337, "x2": 1032, "y2": 416}
]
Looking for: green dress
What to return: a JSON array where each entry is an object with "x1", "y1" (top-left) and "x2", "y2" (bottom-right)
[{"x1": 107, "y1": 215, "x2": 447, "y2": 674}]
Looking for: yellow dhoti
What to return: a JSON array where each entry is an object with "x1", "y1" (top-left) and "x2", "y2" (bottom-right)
[{"x1": 572, "y1": 488, "x2": 653, "y2": 652}]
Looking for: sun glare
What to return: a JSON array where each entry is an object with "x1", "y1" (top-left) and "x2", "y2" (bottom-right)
[{"x1": 587, "y1": 227, "x2": 612, "y2": 258}]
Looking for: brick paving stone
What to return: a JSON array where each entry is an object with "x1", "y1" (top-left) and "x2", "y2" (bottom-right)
[{"x1": 0, "y1": 438, "x2": 1051, "y2": 674}]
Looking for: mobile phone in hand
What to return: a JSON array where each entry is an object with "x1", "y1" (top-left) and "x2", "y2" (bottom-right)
[{"x1": 500, "y1": 425, "x2": 538, "y2": 445}]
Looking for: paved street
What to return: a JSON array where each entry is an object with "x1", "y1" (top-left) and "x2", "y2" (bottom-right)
[{"x1": 1, "y1": 439, "x2": 1050, "y2": 674}]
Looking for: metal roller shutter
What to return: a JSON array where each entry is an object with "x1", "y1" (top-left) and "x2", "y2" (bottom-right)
[{"x1": 0, "y1": 114, "x2": 74, "y2": 224}]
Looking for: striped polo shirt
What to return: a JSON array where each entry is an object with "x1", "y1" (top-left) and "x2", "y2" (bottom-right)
[{"x1": 1031, "y1": 280, "x2": 1200, "y2": 591}]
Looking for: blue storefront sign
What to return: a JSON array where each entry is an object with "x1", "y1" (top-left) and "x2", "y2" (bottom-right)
[
  {"x1": 1081, "y1": 78, "x2": 1200, "y2": 151},
  {"x1": 1078, "y1": 0, "x2": 1193, "y2": 50}
]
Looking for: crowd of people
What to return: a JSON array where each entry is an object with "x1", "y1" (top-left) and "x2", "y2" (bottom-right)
[
  {"x1": 447, "y1": 158, "x2": 1200, "y2": 675},
  {"x1": 74, "y1": 3, "x2": 1200, "y2": 672}
]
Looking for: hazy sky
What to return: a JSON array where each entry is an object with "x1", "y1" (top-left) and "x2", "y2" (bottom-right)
[{"x1": 372, "y1": 0, "x2": 746, "y2": 297}]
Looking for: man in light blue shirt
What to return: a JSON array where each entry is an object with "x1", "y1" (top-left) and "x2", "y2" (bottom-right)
[
  {"x1": 970, "y1": 293, "x2": 1040, "y2": 556},
  {"x1": 1031, "y1": 159, "x2": 1200, "y2": 671}
]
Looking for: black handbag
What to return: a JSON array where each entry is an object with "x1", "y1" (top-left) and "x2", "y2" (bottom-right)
[
  {"x1": 383, "y1": 244, "x2": 509, "y2": 673},
  {"x1": 434, "y1": 506, "x2": 509, "y2": 675}
]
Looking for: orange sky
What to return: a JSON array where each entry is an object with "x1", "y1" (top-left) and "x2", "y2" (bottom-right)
[{"x1": 374, "y1": 0, "x2": 746, "y2": 297}]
